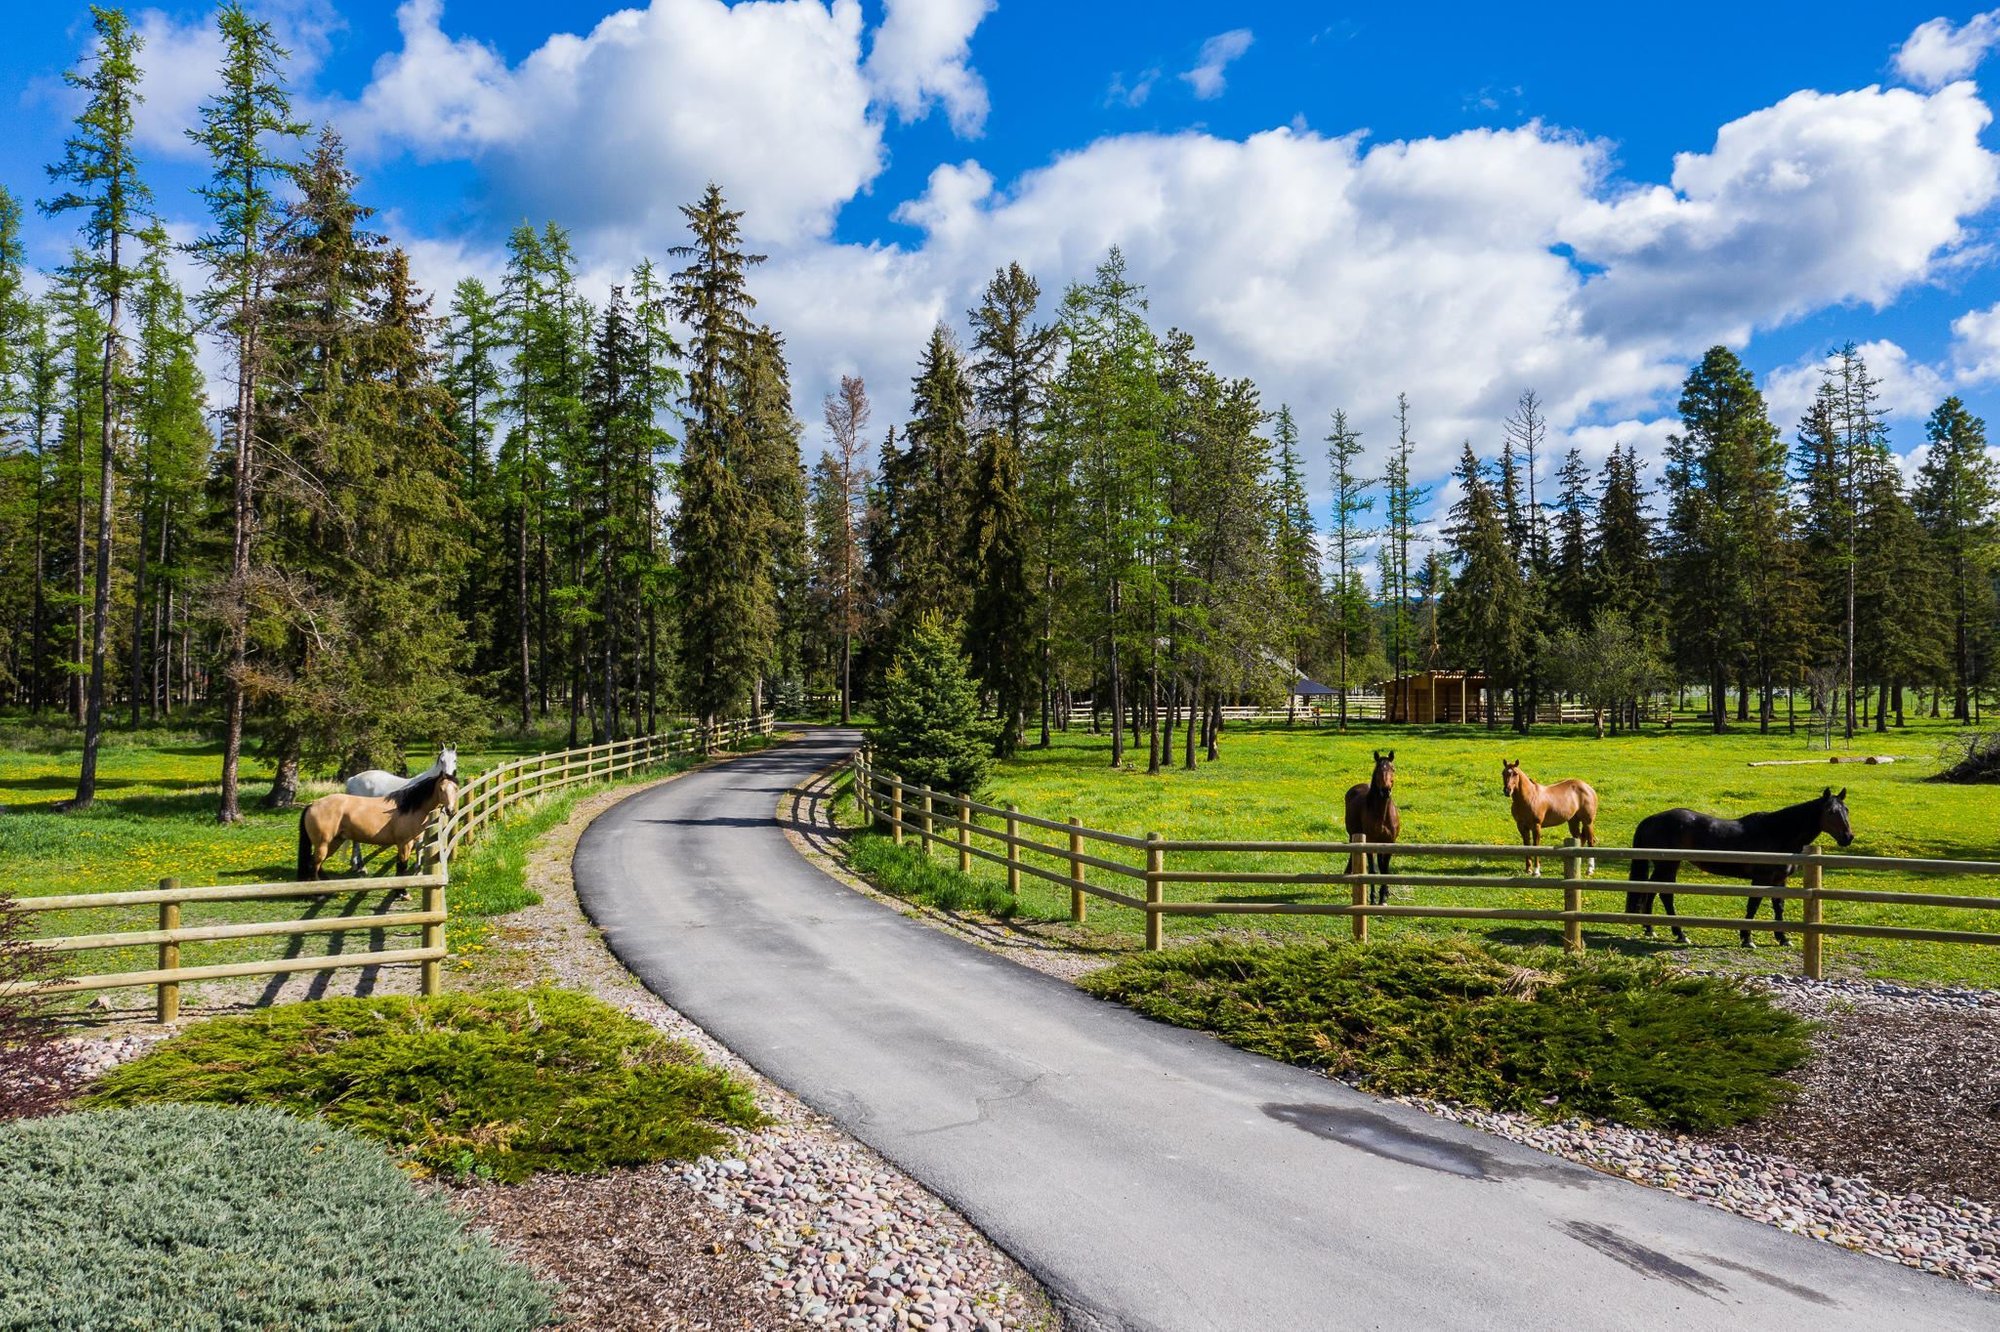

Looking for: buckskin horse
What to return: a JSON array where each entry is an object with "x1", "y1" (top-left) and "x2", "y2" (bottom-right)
[
  {"x1": 298, "y1": 769, "x2": 460, "y2": 881},
  {"x1": 1501, "y1": 760, "x2": 1598, "y2": 876},
  {"x1": 1344, "y1": 750, "x2": 1401, "y2": 906},
  {"x1": 1625, "y1": 787, "x2": 1853, "y2": 946},
  {"x1": 340, "y1": 747, "x2": 457, "y2": 870}
]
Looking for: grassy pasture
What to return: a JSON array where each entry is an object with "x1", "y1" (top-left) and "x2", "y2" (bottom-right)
[
  {"x1": 0, "y1": 721, "x2": 767, "y2": 1009},
  {"x1": 849, "y1": 717, "x2": 2000, "y2": 987}
]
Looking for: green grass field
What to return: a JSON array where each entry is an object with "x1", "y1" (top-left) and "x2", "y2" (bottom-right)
[
  {"x1": 847, "y1": 716, "x2": 2000, "y2": 987},
  {"x1": 0, "y1": 719, "x2": 769, "y2": 1006}
]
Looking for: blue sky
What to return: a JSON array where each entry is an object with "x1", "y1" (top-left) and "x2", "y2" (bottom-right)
[{"x1": 7, "y1": 2, "x2": 2000, "y2": 529}]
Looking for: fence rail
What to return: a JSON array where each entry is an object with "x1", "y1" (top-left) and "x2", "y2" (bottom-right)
[
  {"x1": 849, "y1": 751, "x2": 2000, "y2": 978},
  {"x1": 6, "y1": 714, "x2": 775, "y2": 1020}
]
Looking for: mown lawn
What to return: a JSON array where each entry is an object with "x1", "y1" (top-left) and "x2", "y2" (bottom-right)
[
  {"x1": 846, "y1": 716, "x2": 2000, "y2": 987},
  {"x1": 0, "y1": 719, "x2": 770, "y2": 1008}
]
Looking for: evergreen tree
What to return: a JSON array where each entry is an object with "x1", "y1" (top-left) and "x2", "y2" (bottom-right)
[
  {"x1": 1913, "y1": 397, "x2": 1999, "y2": 721},
  {"x1": 1438, "y1": 443, "x2": 1527, "y2": 727},
  {"x1": 1550, "y1": 446, "x2": 1594, "y2": 631},
  {"x1": 888, "y1": 325, "x2": 976, "y2": 644},
  {"x1": 872, "y1": 614, "x2": 996, "y2": 797},
  {"x1": 42, "y1": 5, "x2": 152, "y2": 810},
  {"x1": 670, "y1": 184, "x2": 771, "y2": 728},
  {"x1": 963, "y1": 423, "x2": 1033, "y2": 755},
  {"x1": 187, "y1": 0, "x2": 306, "y2": 821},
  {"x1": 1379, "y1": 393, "x2": 1428, "y2": 682},
  {"x1": 1269, "y1": 404, "x2": 1320, "y2": 689},
  {"x1": 1324, "y1": 408, "x2": 1373, "y2": 727}
]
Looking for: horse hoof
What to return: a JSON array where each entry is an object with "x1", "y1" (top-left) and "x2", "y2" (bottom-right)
[
  {"x1": 1673, "y1": 933, "x2": 1689, "y2": 945},
  {"x1": 1775, "y1": 935, "x2": 1791, "y2": 948},
  {"x1": 1740, "y1": 936, "x2": 1756, "y2": 948}
]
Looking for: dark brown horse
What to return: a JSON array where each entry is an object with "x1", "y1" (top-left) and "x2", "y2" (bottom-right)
[
  {"x1": 1626, "y1": 787, "x2": 1853, "y2": 946},
  {"x1": 1345, "y1": 750, "x2": 1401, "y2": 906}
]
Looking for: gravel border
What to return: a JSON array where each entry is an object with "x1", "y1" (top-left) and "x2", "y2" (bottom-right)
[
  {"x1": 787, "y1": 758, "x2": 2000, "y2": 1297},
  {"x1": 470, "y1": 768, "x2": 1056, "y2": 1332}
]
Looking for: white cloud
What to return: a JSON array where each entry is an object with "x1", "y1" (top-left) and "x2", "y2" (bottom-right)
[
  {"x1": 1181, "y1": 29, "x2": 1252, "y2": 101},
  {"x1": 338, "y1": 0, "x2": 1000, "y2": 246},
  {"x1": 1568, "y1": 84, "x2": 1998, "y2": 346},
  {"x1": 131, "y1": 2, "x2": 341, "y2": 159},
  {"x1": 864, "y1": 0, "x2": 992, "y2": 137},
  {"x1": 1893, "y1": 11, "x2": 2000, "y2": 90},
  {"x1": 1106, "y1": 68, "x2": 1160, "y2": 109},
  {"x1": 1950, "y1": 299, "x2": 2000, "y2": 381},
  {"x1": 1762, "y1": 339, "x2": 1953, "y2": 434}
]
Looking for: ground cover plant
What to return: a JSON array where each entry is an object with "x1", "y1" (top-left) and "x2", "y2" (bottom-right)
[
  {"x1": 0, "y1": 1102, "x2": 552, "y2": 1331},
  {"x1": 1081, "y1": 936, "x2": 1811, "y2": 1130},
  {"x1": 85, "y1": 988, "x2": 763, "y2": 1182},
  {"x1": 849, "y1": 719, "x2": 2000, "y2": 987}
]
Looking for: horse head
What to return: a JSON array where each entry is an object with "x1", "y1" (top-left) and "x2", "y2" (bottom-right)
[
  {"x1": 1819, "y1": 786, "x2": 1852, "y2": 847},
  {"x1": 439, "y1": 745, "x2": 458, "y2": 776},
  {"x1": 436, "y1": 771, "x2": 460, "y2": 816},
  {"x1": 1371, "y1": 749, "x2": 1396, "y2": 796},
  {"x1": 1501, "y1": 759, "x2": 1520, "y2": 796}
]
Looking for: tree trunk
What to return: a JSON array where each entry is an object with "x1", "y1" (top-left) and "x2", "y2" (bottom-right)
[
  {"x1": 262, "y1": 743, "x2": 299, "y2": 809},
  {"x1": 72, "y1": 259, "x2": 124, "y2": 811},
  {"x1": 128, "y1": 497, "x2": 148, "y2": 730},
  {"x1": 219, "y1": 275, "x2": 260, "y2": 825}
]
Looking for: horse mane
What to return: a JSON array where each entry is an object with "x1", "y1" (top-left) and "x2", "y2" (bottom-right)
[
  {"x1": 392, "y1": 770, "x2": 446, "y2": 815},
  {"x1": 1740, "y1": 793, "x2": 1826, "y2": 843}
]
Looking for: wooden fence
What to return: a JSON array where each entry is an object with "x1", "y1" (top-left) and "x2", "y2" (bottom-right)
[
  {"x1": 849, "y1": 752, "x2": 2000, "y2": 979},
  {"x1": 5, "y1": 714, "x2": 775, "y2": 1020}
]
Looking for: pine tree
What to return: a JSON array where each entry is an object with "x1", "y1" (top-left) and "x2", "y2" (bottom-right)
[
  {"x1": 813, "y1": 376, "x2": 871, "y2": 723},
  {"x1": 670, "y1": 184, "x2": 771, "y2": 728},
  {"x1": 1269, "y1": 404, "x2": 1320, "y2": 696},
  {"x1": 42, "y1": 6, "x2": 152, "y2": 810},
  {"x1": 1438, "y1": 443, "x2": 1527, "y2": 727},
  {"x1": 963, "y1": 423, "x2": 1033, "y2": 755},
  {"x1": 1324, "y1": 408, "x2": 1372, "y2": 728},
  {"x1": 1913, "y1": 397, "x2": 1999, "y2": 721},
  {"x1": 889, "y1": 325, "x2": 976, "y2": 644},
  {"x1": 1379, "y1": 393, "x2": 1428, "y2": 683},
  {"x1": 1551, "y1": 446, "x2": 1594, "y2": 631},
  {"x1": 872, "y1": 613, "x2": 996, "y2": 797}
]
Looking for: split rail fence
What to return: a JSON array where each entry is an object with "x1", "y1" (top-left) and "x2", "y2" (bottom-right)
[
  {"x1": 850, "y1": 751, "x2": 2000, "y2": 979},
  {"x1": 5, "y1": 715, "x2": 774, "y2": 1020}
]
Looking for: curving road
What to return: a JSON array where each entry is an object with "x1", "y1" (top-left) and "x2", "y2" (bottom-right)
[{"x1": 574, "y1": 731, "x2": 1998, "y2": 1331}]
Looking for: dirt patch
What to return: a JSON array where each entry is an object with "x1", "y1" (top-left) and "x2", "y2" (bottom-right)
[
  {"x1": 453, "y1": 1168, "x2": 802, "y2": 1331},
  {"x1": 1711, "y1": 996, "x2": 2000, "y2": 1206}
]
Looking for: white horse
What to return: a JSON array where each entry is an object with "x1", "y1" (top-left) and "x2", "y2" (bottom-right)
[{"x1": 341, "y1": 747, "x2": 457, "y2": 870}]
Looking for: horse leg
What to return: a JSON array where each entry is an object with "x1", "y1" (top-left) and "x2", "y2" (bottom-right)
[
  {"x1": 1527, "y1": 824, "x2": 1541, "y2": 878},
  {"x1": 1371, "y1": 851, "x2": 1393, "y2": 907},
  {"x1": 1656, "y1": 863, "x2": 1688, "y2": 944},
  {"x1": 1768, "y1": 874, "x2": 1789, "y2": 947}
]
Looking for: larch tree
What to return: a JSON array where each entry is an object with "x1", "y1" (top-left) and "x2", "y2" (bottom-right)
[
  {"x1": 187, "y1": 0, "x2": 306, "y2": 822},
  {"x1": 812, "y1": 374, "x2": 871, "y2": 723},
  {"x1": 1324, "y1": 408, "x2": 1372, "y2": 729},
  {"x1": 42, "y1": 5, "x2": 151, "y2": 811}
]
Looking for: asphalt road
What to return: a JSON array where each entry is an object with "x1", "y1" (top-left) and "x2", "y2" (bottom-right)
[{"x1": 573, "y1": 731, "x2": 1999, "y2": 1331}]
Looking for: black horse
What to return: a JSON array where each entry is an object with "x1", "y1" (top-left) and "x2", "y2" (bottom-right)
[{"x1": 1625, "y1": 787, "x2": 1853, "y2": 946}]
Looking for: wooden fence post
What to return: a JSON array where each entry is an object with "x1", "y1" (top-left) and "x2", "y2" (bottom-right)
[
  {"x1": 1349, "y1": 832, "x2": 1368, "y2": 943},
  {"x1": 1561, "y1": 837, "x2": 1583, "y2": 954},
  {"x1": 920, "y1": 787, "x2": 934, "y2": 851},
  {"x1": 1802, "y1": 845, "x2": 1824, "y2": 981},
  {"x1": 889, "y1": 774, "x2": 905, "y2": 845},
  {"x1": 1006, "y1": 804, "x2": 1020, "y2": 896},
  {"x1": 421, "y1": 877, "x2": 445, "y2": 998},
  {"x1": 1069, "y1": 817, "x2": 1087, "y2": 924},
  {"x1": 1145, "y1": 832, "x2": 1165, "y2": 951},
  {"x1": 956, "y1": 797, "x2": 972, "y2": 873},
  {"x1": 156, "y1": 878, "x2": 180, "y2": 1024}
]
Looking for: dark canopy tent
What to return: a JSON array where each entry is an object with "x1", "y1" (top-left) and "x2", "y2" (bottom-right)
[{"x1": 1291, "y1": 677, "x2": 1338, "y2": 698}]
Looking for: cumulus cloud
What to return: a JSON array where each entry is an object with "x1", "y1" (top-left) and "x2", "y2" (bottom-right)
[
  {"x1": 1950, "y1": 299, "x2": 2000, "y2": 381},
  {"x1": 1106, "y1": 68, "x2": 1160, "y2": 109},
  {"x1": 340, "y1": 0, "x2": 902, "y2": 245},
  {"x1": 1182, "y1": 29, "x2": 1252, "y2": 100},
  {"x1": 1568, "y1": 84, "x2": 1998, "y2": 346},
  {"x1": 1762, "y1": 339, "x2": 1955, "y2": 434},
  {"x1": 864, "y1": 0, "x2": 993, "y2": 137},
  {"x1": 1894, "y1": 11, "x2": 2000, "y2": 90}
]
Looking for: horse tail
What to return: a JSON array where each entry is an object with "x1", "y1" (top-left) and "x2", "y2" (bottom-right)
[
  {"x1": 297, "y1": 810, "x2": 317, "y2": 882},
  {"x1": 1627, "y1": 854, "x2": 1649, "y2": 883}
]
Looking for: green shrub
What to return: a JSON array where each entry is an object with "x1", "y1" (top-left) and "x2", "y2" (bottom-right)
[
  {"x1": 846, "y1": 831, "x2": 1020, "y2": 919},
  {"x1": 871, "y1": 614, "x2": 997, "y2": 797},
  {"x1": 85, "y1": 988, "x2": 763, "y2": 1183},
  {"x1": 1080, "y1": 937, "x2": 1810, "y2": 1131},
  {"x1": 0, "y1": 1103, "x2": 552, "y2": 1331}
]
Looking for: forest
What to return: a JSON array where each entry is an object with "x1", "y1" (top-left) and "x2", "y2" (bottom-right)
[{"x1": 2, "y1": 7, "x2": 1997, "y2": 818}]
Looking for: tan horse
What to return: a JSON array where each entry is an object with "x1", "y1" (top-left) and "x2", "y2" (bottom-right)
[
  {"x1": 297, "y1": 770, "x2": 459, "y2": 881},
  {"x1": 1501, "y1": 760, "x2": 1597, "y2": 876}
]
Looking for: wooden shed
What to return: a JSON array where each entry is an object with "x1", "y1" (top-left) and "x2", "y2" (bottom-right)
[{"x1": 1382, "y1": 670, "x2": 1491, "y2": 723}]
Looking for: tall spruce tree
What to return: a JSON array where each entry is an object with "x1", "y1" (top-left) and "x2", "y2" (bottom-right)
[
  {"x1": 1913, "y1": 397, "x2": 1999, "y2": 721},
  {"x1": 1325, "y1": 408, "x2": 1373, "y2": 728},
  {"x1": 670, "y1": 185, "x2": 771, "y2": 728},
  {"x1": 1438, "y1": 443, "x2": 1527, "y2": 727},
  {"x1": 963, "y1": 422, "x2": 1033, "y2": 755}
]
